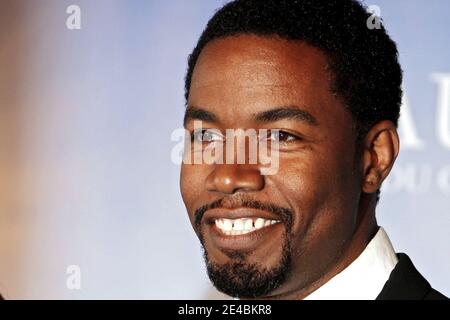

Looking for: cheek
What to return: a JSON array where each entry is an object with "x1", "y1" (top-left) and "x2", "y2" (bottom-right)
[
  {"x1": 273, "y1": 149, "x2": 359, "y2": 234},
  {"x1": 180, "y1": 164, "x2": 210, "y2": 223},
  {"x1": 180, "y1": 164, "x2": 198, "y2": 218},
  {"x1": 179, "y1": 164, "x2": 189, "y2": 202}
]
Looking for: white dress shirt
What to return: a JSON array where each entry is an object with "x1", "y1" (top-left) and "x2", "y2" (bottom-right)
[{"x1": 304, "y1": 227, "x2": 399, "y2": 300}]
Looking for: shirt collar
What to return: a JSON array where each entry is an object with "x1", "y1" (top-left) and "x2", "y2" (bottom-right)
[{"x1": 304, "y1": 227, "x2": 398, "y2": 300}]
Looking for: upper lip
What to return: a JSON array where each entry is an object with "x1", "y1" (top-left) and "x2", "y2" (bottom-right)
[{"x1": 202, "y1": 207, "x2": 281, "y2": 225}]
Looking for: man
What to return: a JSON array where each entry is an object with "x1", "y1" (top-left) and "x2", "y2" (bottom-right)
[{"x1": 180, "y1": 0, "x2": 447, "y2": 300}]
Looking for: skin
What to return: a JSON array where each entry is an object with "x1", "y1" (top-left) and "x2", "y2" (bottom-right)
[{"x1": 180, "y1": 34, "x2": 399, "y2": 299}]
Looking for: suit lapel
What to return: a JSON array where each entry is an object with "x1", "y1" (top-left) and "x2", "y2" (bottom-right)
[{"x1": 376, "y1": 253, "x2": 431, "y2": 300}]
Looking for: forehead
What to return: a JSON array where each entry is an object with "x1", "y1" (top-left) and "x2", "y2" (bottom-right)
[
  {"x1": 188, "y1": 34, "x2": 347, "y2": 127},
  {"x1": 191, "y1": 35, "x2": 330, "y2": 89}
]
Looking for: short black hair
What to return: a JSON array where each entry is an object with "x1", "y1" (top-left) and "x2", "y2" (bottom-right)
[{"x1": 184, "y1": 0, "x2": 403, "y2": 141}]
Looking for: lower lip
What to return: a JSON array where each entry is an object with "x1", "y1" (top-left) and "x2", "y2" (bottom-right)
[{"x1": 207, "y1": 222, "x2": 283, "y2": 252}]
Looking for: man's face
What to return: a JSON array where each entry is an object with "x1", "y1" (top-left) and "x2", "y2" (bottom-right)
[{"x1": 180, "y1": 35, "x2": 363, "y2": 298}]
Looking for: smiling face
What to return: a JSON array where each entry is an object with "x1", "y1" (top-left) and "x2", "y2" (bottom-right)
[{"x1": 180, "y1": 35, "x2": 368, "y2": 298}]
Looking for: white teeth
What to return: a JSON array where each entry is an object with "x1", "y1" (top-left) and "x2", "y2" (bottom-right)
[
  {"x1": 255, "y1": 218, "x2": 265, "y2": 229},
  {"x1": 244, "y1": 219, "x2": 253, "y2": 230},
  {"x1": 233, "y1": 219, "x2": 244, "y2": 231},
  {"x1": 214, "y1": 217, "x2": 280, "y2": 236},
  {"x1": 223, "y1": 219, "x2": 232, "y2": 232}
]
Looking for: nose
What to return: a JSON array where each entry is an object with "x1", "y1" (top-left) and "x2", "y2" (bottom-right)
[{"x1": 205, "y1": 165, "x2": 265, "y2": 194}]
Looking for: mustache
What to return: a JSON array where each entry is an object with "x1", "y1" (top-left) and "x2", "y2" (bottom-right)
[{"x1": 194, "y1": 196, "x2": 294, "y2": 231}]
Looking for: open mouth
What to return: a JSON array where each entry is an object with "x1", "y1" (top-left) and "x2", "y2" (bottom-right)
[
  {"x1": 214, "y1": 217, "x2": 281, "y2": 236},
  {"x1": 208, "y1": 217, "x2": 283, "y2": 252},
  {"x1": 201, "y1": 207, "x2": 285, "y2": 252}
]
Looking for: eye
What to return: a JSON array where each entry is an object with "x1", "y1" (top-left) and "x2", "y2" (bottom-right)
[
  {"x1": 267, "y1": 130, "x2": 301, "y2": 143},
  {"x1": 192, "y1": 129, "x2": 224, "y2": 143}
]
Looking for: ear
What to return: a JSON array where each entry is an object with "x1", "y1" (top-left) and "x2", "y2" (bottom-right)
[{"x1": 361, "y1": 120, "x2": 400, "y2": 194}]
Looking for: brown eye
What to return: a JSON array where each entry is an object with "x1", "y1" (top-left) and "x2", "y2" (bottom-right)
[{"x1": 268, "y1": 130, "x2": 300, "y2": 143}]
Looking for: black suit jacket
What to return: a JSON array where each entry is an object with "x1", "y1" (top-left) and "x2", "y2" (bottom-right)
[{"x1": 376, "y1": 253, "x2": 448, "y2": 300}]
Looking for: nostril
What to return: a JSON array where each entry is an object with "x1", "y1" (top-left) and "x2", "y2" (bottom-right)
[{"x1": 206, "y1": 165, "x2": 265, "y2": 194}]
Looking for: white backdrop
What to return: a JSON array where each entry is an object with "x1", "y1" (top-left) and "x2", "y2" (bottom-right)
[{"x1": 0, "y1": 0, "x2": 448, "y2": 299}]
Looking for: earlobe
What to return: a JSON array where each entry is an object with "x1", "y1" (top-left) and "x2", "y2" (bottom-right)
[{"x1": 361, "y1": 120, "x2": 400, "y2": 194}]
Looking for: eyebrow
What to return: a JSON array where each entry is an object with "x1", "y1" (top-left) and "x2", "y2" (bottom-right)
[
  {"x1": 183, "y1": 106, "x2": 318, "y2": 127},
  {"x1": 254, "y1": 107, "x2": 318, "y2": 126},
  {"x1": 184, "y1": 106, "x2": 218, "y2": 127}
]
